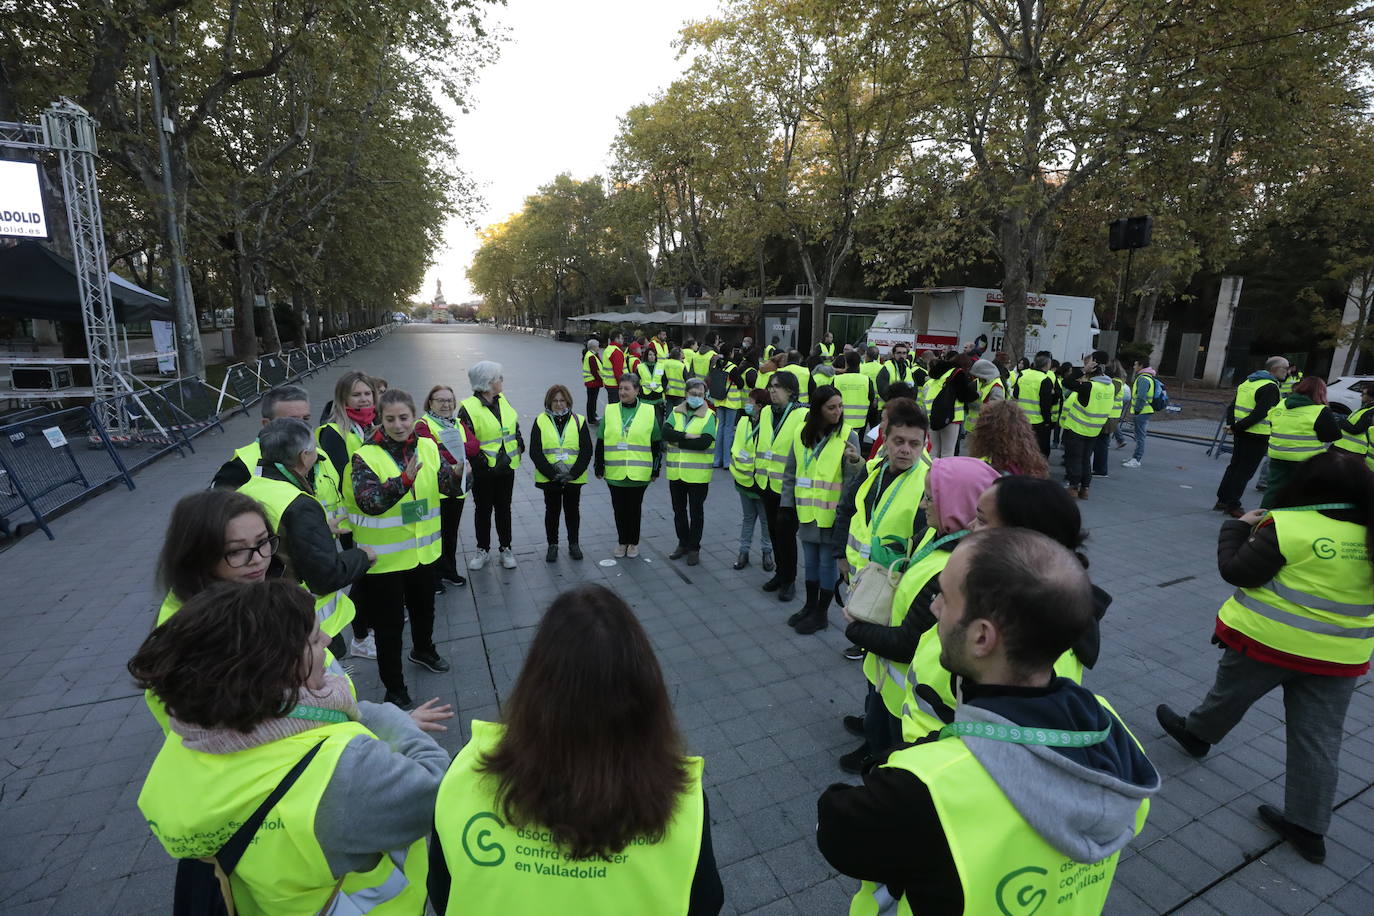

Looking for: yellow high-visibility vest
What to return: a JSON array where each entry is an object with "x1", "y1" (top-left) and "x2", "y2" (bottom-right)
[{"x1": 343, "y1": 437, "x2": 442, "y2": 574}]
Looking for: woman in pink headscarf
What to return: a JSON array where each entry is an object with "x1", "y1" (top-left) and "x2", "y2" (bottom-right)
[{"x1": 836, "y1": 457, "x2": 1001, "y2": 773}]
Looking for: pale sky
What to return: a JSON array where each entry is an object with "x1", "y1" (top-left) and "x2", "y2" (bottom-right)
[{"x1": 421, "y1": 0, "x2": 723, "y2": 305}]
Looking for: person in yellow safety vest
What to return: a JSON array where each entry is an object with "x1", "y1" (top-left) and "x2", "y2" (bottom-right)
[
  {"x1": 1059, "y1": 352, "x2": 1116, "y2": 499},
  {"x1": 1332, "y1": 381, "x2": 1374, "y2": 472},
  {"x1": 963, "y1": 359, "x2": 1005, "y2": 435},
  {"x1": 319, "y1": 371, "x2": 378, "y2": 483},
  {"x1": 819, "y1": 331, "x2": 836, "y2": 359},
  {"x1": 635, "y1": 345, "x2": 667, "y2": 413},
  {"x1": 731, "y1": 390, "x2": 776, "y2": 572},
  {"x1": 528, "y1": 384, "x2": 593, "y2": 563},
  {"x1": 427, "y1": 584, "x2": 724, "y2": 915},
  {"x1": 661, "y1": 346, "x2": 689, "y2": 407},
  {"x1": 895, "y1": 477, "x2": 1112, "y2": 745},
  {"x1": 581, "y1": 338, "x2": 604, "y2": 425},
  {"x1": 1049, "y1": 362, "x2": 1071, "y2": 450},
  {"x1": 782, "y1": 385, "x2": 863, "y2": 635},
  {"x1": 346, "y1": 389, "x2": 463, "y2": 710},
  {"x1": 820, "y1": 527, "x2": 1159, "y2": 916},
  {"x1": 242, "y1": 418, "x2": 374, "y2": 664},
  {"x1": 756, "y1": 370, "x2": 809, "y2": 602},
  {"x1": 135, "y1": 579, "x2": 453, "y2": 916},
  {"x1": 651, "y1": 329, "x2": 671, "y2": 358},
  {"x1": 458, "y1": 361, "x2": 524, "y2": 571},
  {"x1": 664, "y1": 378, "x2": 718, "y2": 566},
  {"x1": 836, "y1": 457, "x2": 998, "y2": 772},
  {"x1": 212, "y1": 385, "x2": 318, "y2": 488},
  {"x1": 923, "y1": 357, "x2": 979, "y2": 459},
  {"x1": 415, "y1": 385, "x2": 470, "y2": 590},
  {"x1": 599, "y1": 331, "x2": 626, "y2": 389},
  {"x1": 711, "y1": 348, "x2": 744, "y2": 469},
  {"x1": 596, "y1": 373, "x2": 663, "y2": 558},
  {"x1": 688, "y1": 339, "x2": 716, "y2": 380},
  {"x1": 1280, "y1": 365, "x2": 1304, "y2": 397},
  {"x1": 145, "y1": 490, "x2": 290, "y2": 732},
  {"x1": 763, "y1": 335, "x2": 781, "y2": 362},
  {"x1": 777, "y1": 351, "x2": 812, "y2": 406},
  {"x1": 1216, "y1": 355, "x2": 1290, "y2": 516},
  {"x1": 810, "y1": 362, "x2": 837, "y2": 401},
  {"x1": 1260, "y1": 375, "x2": 1342, "y2": 508},
  {"x1": 1158, "y1": 450, "x2": 1374, "y2": 864},
  {"x1": 1010, "y1": 354, "x2": 1057, "y2": 457},
  {"x1": 833, "y1": 352, "x2": 876, "y2": 437},
  {"x1": 876, "y1": 343, "x2": 925, "y2": 406}
]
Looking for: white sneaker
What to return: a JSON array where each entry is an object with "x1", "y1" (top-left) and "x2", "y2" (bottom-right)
[
  {"x1": 500, "y1": 547, "x2": 517, "y2": 569},
  {"x1": 1122, "y1": 458, "x2": 1142, "y2": 468},
  {"x1": 350, "y1": 634, "x2": 377, "y2": 659},
  {"x1": 468, "y1": 549, "x2": 489, "y2": 571}
]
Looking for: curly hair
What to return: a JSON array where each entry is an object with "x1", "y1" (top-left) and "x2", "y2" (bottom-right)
[
  {"x1": 966, "y1": 400, "x2": 1049, "y2": 478},
  {"x1": 129, "y1": 580, "x2": 315, "y2": 732}
]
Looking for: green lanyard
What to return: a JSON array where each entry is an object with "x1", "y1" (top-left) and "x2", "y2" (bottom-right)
[
  {"x1": 938, "y1": 720, "x2": 1111, "y2": 748},
  {"x1": 1270, "y1": 503, "x2": 1355, "y2": 512},
  {"x1": 910, "y1": 528, "x2": 970, "y2": 563},
  {"x1": 800, "y1": 432, "x2": 835, "y2": 474},
  {"x1": 286, "y1": 705, "x2": 350, "y2": 725},
  {"x1": 620, "y1": 401, "x2": 638, "y2": 438},
  {"x1": 869, "y1": 463, "x2": 914, "y2": 532},
  {"x1": 548, "y1": 412, "x2": 576, "y2": 449},
  {"x1": 771, "y1": 402, "x2": 796, "y2": 437},
  {"x1": 273, "y1": 462, "x2": 315, "y2": 496}
]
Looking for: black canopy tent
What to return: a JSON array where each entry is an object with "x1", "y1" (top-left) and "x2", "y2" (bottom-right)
[{"x1": 0, "y1": 240, "x2": 174, "y2": 323}]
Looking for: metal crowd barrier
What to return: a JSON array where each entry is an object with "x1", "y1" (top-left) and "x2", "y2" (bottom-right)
[
  {"x1": 1113, "y1": 395, "x2": 1233, "y2": 458},
  {"x1": 1, "y1": 327, "x2": 388, "y2": 541}
]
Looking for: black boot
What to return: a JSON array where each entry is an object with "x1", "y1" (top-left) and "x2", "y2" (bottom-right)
[
  {"x1": 787, "y1": 581, "x2": 819, "y2": 626},
  {"x1": 761, "y1": 572, "x2": 784, "y2": 592},
  {"x1": 669, "y1": 544, "x2": 688, "y2": 560},
  {"x1": 732, "y1": 550, "x2": 750, "y2": 570},
  {"x1": 777, "y1": 579, "x2": 796, "y2": 602},
  {"x1": 795, "y1": 587, "x2": 833, "y2": 635}
]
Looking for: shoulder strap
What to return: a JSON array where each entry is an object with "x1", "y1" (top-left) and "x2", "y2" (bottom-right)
[{"x1": 216, "y1": 739, "x2": 328, "y2": 875}]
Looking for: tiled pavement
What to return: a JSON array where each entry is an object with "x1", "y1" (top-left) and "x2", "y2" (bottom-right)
[{"x1": 1, "y1": 324, "x2": 1371, "y2": 915}]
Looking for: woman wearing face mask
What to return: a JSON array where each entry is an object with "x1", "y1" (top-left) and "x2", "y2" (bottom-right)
[
  {"x1": 663, "y1": 378, "x2": 717, "y2": 565},
  {"x1": 318, "y1": 372, "x2": 376, "y2": 481},
  {"x1": 782, "y1": 385, "x2": 863, "y2": 635},
  {"x1": 415, "y1": 385, "x2": 473, "y2": 591},
  {"x1": 529, "y1": 384, "x2": 593, "y2": 562},
  {"x1": 595, "y1": 374, "x2": 663, "y2": 558},
  {"x1": 345, "y1": 389, "x2": 463, "y2": 710},
  {"x1": 133, "y1": 580, "x2": 452, "y2": 915},
  {"x1": 730, "y1": 390, "x2": 775, "y2": 572},
  {"x1": 636, "y1": 346, "x2": 666, "y2": 416}
]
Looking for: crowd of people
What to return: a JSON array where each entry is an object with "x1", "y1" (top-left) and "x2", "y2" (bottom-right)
[{"x1": 127, "y1": 328, "x2": 1374, "y2": 914}]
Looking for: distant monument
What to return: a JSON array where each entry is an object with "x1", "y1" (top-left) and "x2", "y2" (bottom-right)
[{"x1": 433, "y1": 280, "x2": 447, "y2": 309}]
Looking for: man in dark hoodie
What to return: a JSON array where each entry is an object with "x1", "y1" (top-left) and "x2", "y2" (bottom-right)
[
  {"x1": 1216, "y1": 356, "x2": 1289, "y2": 517},
  {"x1": 817, "y1": 528, "x2": 1159, "y2": 916}
]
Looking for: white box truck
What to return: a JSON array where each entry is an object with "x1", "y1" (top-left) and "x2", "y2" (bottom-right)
[{"x1": 867, "y1": 287, "x2": 1099, "y2": 362}]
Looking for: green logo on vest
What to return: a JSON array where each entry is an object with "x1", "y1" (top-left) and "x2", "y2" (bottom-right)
[
  {"x1": 462, "y1": 811, "x2": 507, "y2": 867},
  {"x1": 995, "y1": 866, "x2": 1048, "y2": 916},
  {"x1": 1313, "y1": 537, "x2": 1337, "y2": 559}
]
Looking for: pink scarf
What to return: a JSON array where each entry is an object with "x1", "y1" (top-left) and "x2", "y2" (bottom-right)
[
  {"x1": 171, "y1": 674, "x2": 359, "y2": 754},
  {"x1": 928, "y1": 457, "x2": 1001, "y2": 533}
]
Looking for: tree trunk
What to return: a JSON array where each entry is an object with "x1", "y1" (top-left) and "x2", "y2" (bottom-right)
[
  {"x1": 1344, "y1": 281, "x2": 1371, "y2": 375},
  {"x1": 998, "y1": 216, "x2": 1029, "y2": 362},
  {"x1": 232, "y1": 232, "x2": 258, "y2": 362},
  {"x1": 1134, "y1": 286, "x2": 1163, "y2": 344}
]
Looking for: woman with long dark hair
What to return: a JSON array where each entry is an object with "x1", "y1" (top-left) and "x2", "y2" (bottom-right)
[
  {"x1": 428, "y1": 585, "x2": 723, "y2": 914},
  {"x1": 134, "y1": 579, "x2": 450, "y2": 915},
  {"x1": 1158, "y1": 450, "x2": 1374, "y2": 864},
  {"x1": 782, "y1": 384, "x2": 862, "y2": 634}
]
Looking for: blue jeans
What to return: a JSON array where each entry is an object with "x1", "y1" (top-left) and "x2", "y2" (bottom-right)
[
  {"x1": 802, "y1": 539, "x2": 839, "y2": 588},
  {"x1": 738, "y1": 491, "x2": 773, "y2": 552},
  {"x1": 864, "y1": 685, "x2": 904, "y2": 757},
  {"x1": 1132, "y1": 413, "x2": 1151, "y2": 461},
  {"x1": 713, "y1": 407, "x2": 738, "y2": 467}
]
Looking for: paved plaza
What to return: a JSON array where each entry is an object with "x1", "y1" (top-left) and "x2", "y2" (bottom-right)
[{"x1": 1, "y1": 324, "x2": 1371, "y2": 915}]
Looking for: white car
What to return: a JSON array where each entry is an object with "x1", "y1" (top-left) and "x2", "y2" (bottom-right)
[{"x1": 1327, "y1": 376, "x2": 1373, "y2": 415}]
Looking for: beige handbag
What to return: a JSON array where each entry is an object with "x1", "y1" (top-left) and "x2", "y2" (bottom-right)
[{"x1": 843, "y1": 557, "x2": 910, "y2": 625}]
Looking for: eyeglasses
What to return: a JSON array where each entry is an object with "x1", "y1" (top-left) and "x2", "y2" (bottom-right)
[
  {"x1": 223, "y1": 534, "x2": 280, "y2": 568},
  {"x1": 431, "y1": 398, "x2": 456, "y2": 406}
]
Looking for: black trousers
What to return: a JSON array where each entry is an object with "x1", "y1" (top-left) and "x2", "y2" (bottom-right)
[
  {"x1": 472, "y1": 470, "x2": 515, "y2": 551},
  {"x1": 585, "y1": 386, "x2": 601, "y2": 420},
  {"x1": 541, "y1": 483, "x2": 582, "y2": 544},
  {"x1": 669, "y1": 480, "x2": 708, "y2": 550},
  {"x1": 1091, "y1": 431, "x2": 1110, "y2": 476},
  {"x1": 608, "y1": 483, "x2": 646, "y2": 545},
  {"x1": 1033, "y1": 423, "x2": 1052, "y2": 457},
  {"x1": 759, "y1": 487, "x2": 798, "y2": 583},
  {"x1": 438, "y1": 495, "x2": 465, "y2": 575},
  {"x1": 353, "y1": 563, "x2": 436, "y2": 694},
  {"x1": 1062, "y1": 430, "x2": 1093, "y2": 488},
  {"x1": 1217, "y1": 431, "x2": 1268, "y2": 509}
]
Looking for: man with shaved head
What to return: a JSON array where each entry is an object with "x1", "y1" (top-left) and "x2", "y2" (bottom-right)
[{"x1": 817, "y1": 529, "x2": 1159, "y2": 915}]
